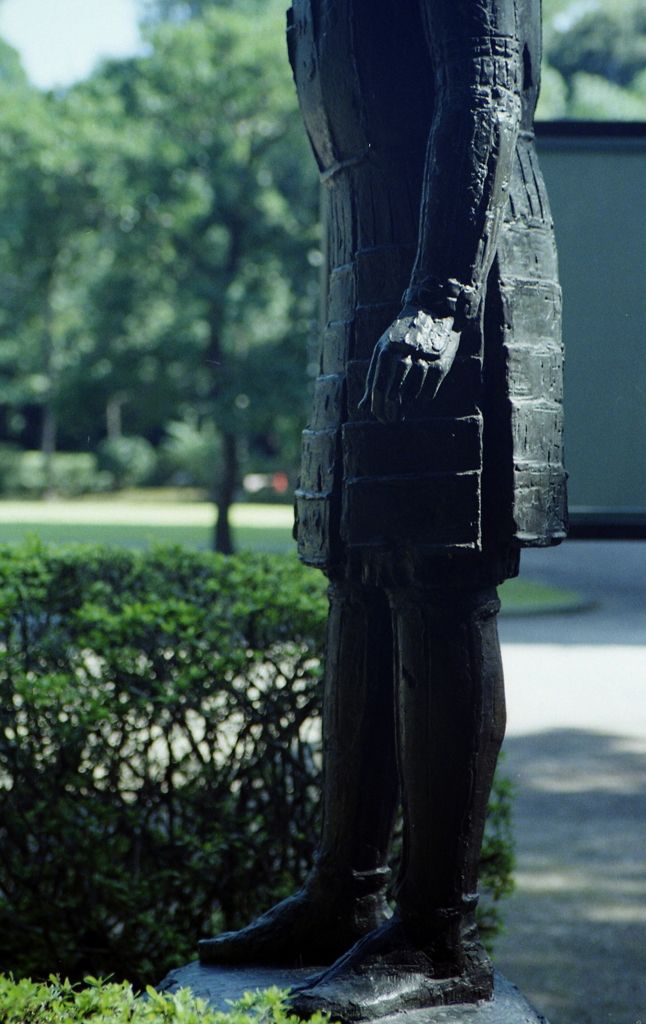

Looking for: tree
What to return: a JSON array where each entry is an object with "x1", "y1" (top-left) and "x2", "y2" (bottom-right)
[
  {"x1": 0, "y1": 51, "x2": 103, "y2": 490},
  {"x1": 0, "y1": 3, "x2": 318, "y2": 539},
  {"x1": 70, "y1": 3, "x2": 320, "y2": 548},
  {"x1": 139, "y1": 0, "x2": 261, "y2": 24},
  {"x1": 50, "y1": 76, "x2": 215, "y2": 455},
  {"x1": 546, "y1": 5, "x2": 646, "y2": 90}
]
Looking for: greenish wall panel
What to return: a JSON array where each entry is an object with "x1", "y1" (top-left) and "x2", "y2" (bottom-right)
[{"x1": 537, "y1": 133, "x2": 646, "y2": 512}]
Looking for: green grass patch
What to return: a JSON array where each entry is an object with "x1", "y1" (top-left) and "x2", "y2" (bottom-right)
[
  {"x1": 0, "y1": 522, "x2": 295, "y2": 552},
  {"x1": 498, "y1": 576, "x2": 589, "y2": 615}
]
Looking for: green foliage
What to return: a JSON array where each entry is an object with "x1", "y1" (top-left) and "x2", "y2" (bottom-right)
[
  {"x1": 3, "y1": 0, "x2": 646, "y2": 517},
  {"x1": 0, "y1": 545, "x2": 513, "y2": 987},
  {"x1": 565, "y1": 69, "x2": 646, "y2": 118},
  {"x1": 0, "y1": 449, "x2": 112, "y2": 497},
  {"x1": 141, "y1": 0, "x2": 253, "y2": 25},
  {"x1": 0, "y1": 3, "x2": 319, "y2": 526},
  {"x1": 546, "y1": 4, "x2": 646, "y2": 88},
  {"x1": 161, "y1": 418, "x2": 222, "y2": 489},
  {"x1": 0, "y1": 68, "x2": 102, "y2": 450},
  {"x1": 534, "y1": 63, "x2": 569, "y2": 120},
  {"x1": 0, "y1": 543, "x2": 326, "y2": 988},
  {"x1": 540, "y1": 0, "x2": 646, "y2": 119},
  {"x1": 97, "y1": 437, "x2": 159, "y2": 489},
  {"x1": 0, "y1": 977, "x2": 322, "y2": 1024},
  {"x1": 64, "y1": 1, "x2": 320, "y2": 502},
  {"x1": 0, "y1": 39, "x2": 28, "y2": 89}
]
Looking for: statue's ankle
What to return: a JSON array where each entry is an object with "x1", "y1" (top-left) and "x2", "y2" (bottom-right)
[
  {"x1": 397, "y1": 895, "x2": 487, "y2": 975},
  {"x1": 307, "y1": 862, "x2": 392, "y2": 925}
]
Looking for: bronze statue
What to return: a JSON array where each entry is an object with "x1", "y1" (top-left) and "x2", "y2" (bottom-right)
[{"x1": 199, "y1": 0, "x2": 566, "y2": 1017}]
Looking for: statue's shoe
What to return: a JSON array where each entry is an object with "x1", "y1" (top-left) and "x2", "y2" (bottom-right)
[
  {"x1": 198, "y1": 881, "x2": 392, "y2": 967},
  {"x1": 288, "y1": 917, "x2": 493, "y2": 1022}
]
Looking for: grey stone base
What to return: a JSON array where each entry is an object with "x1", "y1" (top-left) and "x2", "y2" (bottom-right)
[{"x1": 157, "y1": 963, "x2": 549, "y2": 1024}]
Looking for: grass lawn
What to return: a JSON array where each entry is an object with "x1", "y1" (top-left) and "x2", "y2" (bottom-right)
[
  {"x1": 0, "y1": 497, "x2": 586, "y2": 615},
  {"x1": 498, "y1": 576, "x2": 589, "y2": 616},
  {"x1": 0, "y1": 522, "x2": 294, "y2": 552}
]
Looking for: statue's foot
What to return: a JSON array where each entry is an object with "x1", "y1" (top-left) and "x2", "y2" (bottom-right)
[
  {"x1": 198, "y1": 874, "x2": 392, "y2": 967},
  {"x1": 288, "y1": 916, "x2": 493, "y2": 1022}
]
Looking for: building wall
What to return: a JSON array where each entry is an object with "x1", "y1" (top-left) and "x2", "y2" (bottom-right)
[{"x1": 537, "y1": 128, "x2": 646, "y2": 513}]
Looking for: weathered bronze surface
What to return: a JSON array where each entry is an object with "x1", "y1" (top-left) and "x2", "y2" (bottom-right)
[
  {"x1": 160, "y1": 964, "x2": 550, "y2": 1023},
  {"x1": 198, "y1": 0, "x2": 565, "y2": 1019}
]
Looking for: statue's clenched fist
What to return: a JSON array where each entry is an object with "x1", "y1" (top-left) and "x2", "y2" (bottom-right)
[{"x1": 359, "y1": 305, "x2": 461, "y2": 424}]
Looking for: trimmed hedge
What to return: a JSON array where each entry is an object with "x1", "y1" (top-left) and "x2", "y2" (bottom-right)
[{"x1": 0, "y1": 543, "x2": 513, "y2": 988}]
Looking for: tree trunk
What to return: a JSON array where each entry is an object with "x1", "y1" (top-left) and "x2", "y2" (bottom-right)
[
  {"x1": 214, "y1": 431, "x2": 237, "y2": 553},
  {"x1": 41, "y1": 405, "x2": 57, "y2": 500},
  {"x1": 106, "y1": 395, "x2": 125, "y2": 440}
]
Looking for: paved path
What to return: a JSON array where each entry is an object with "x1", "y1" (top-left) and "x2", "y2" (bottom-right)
[
  {"x1": 493, "y1": 542, "x2": 646, "y2": 1024},
  {"x1": 500, "y1": 540, "x2": 646, "y2": 646}
]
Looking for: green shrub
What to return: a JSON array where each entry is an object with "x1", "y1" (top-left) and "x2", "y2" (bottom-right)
[
  {"x1": 0, "y1": 976, "x2": 320, "y2": 1024},
  {"x1": 97, "y1": 437, "x2": 158, "y2": 489},
  {"x1": 160, "y1": 418, "x2": 222, "y2": 489},
  {"x1": 0, "y1": 543, "x2": 513, "y2": 988},
  {"x1": 0, "y1": 449, "x2": 112, "y2": 497}
]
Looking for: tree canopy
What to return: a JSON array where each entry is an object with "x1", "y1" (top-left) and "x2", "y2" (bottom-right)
[
  {"x1": 0, "y1": 2, "x2": 320, "y2": 545},
  {"x1": 538, "y1": 0, "x2": 646, "y2": 118}
]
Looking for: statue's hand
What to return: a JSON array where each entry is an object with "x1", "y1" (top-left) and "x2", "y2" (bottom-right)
[{"x1": 359, "y1": 305, "x2": 461, "y2": 424}]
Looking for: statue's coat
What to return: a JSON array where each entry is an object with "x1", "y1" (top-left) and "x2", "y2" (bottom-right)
[{"x1": 289, "y1": 0, "x2": 567, "y2": 584}]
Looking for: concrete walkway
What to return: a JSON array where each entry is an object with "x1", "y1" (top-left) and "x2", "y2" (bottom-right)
[{"x1": 493, "y1": 541, "x2": 646, "y2": 1024}]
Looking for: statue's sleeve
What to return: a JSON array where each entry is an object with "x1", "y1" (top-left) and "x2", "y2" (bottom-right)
[{"x1": 405, "y1": 0, "x2": 523, "y2": 324}]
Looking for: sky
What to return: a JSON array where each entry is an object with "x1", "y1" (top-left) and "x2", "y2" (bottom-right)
[{"x1": 0, "y1": 0, "x2": 143, "y2": 90}]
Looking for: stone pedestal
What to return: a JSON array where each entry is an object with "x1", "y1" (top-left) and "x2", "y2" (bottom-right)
[{"x1": 157, "y1": 963, "x2": 549, "y2": 1024}]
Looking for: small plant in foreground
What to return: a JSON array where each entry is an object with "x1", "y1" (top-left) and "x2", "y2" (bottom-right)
[{"x1": 0, "y1": 976, "x2": 324, "y2": 1024}]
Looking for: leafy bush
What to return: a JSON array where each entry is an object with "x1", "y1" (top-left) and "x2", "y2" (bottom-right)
[
  {"x1": 0, "y1": 450, "x2": 112, "y2": 497},
  {"x1": 0, "y1": 544, "x2": 326, "y2": 987},
  {"x1": 97, "y1": 437, "x2": 158, "y2": 489},
  {"x1": 0, "y1": 977, "x2": 320, "y2": 1024},
  {"x1": 159, "y1": 418, "x2": 223, "y2": 490},
  {"x1": 0, "y1": 543, "x2": 513, "y2": 989}
]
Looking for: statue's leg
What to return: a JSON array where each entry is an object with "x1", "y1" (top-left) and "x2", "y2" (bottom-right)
[
  {"x1": 199, "y1": 578, "x2": 399, "y2": 966},
  {"x1": 290, "y1": 586, "x2": 505, "y2": 1017}
]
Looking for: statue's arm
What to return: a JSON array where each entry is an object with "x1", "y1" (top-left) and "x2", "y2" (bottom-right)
[{"x1": 362, "y1": 0, "x2": 522, "y2": 424}]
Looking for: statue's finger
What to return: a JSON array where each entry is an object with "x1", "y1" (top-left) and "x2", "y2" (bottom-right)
[
  {"x1": 369, "y1": 365, "x2": 387, "y2": 423},
  {"x1": 424, "y1": 360, "x2": 445, "y2": 399},
  {"x1": 366, "y1": 343, "x2": 382, "y2": 385},
  {"x1": 359, "y1": 344, "x2": 382, "y2": 411},
  {"x1": 358, "y1": 379, "x2": 373, "y2": 412},
  {"x1": 370, "y1": 349, "x2": 394, "y2": 413},
  {"x1": 399, "y1": 360, "x2": 427, "y2": 407},
  {"x1": 386, "y1": 356, "x2": 412, "y2": 404},
  {"x1": 382, "y1": 394, "x2": 403, "y2": 423}
]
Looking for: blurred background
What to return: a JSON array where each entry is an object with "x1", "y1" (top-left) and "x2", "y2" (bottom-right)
[
  {"x1": 0, "y1": 0, "x2": 643, "y2": 551},
  {"x1": 0, "y1": 0, "x2": 322, "y2": 552},
  {"x1": 0, "y1": 3, "x2": 644, "y2": 1024}
]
